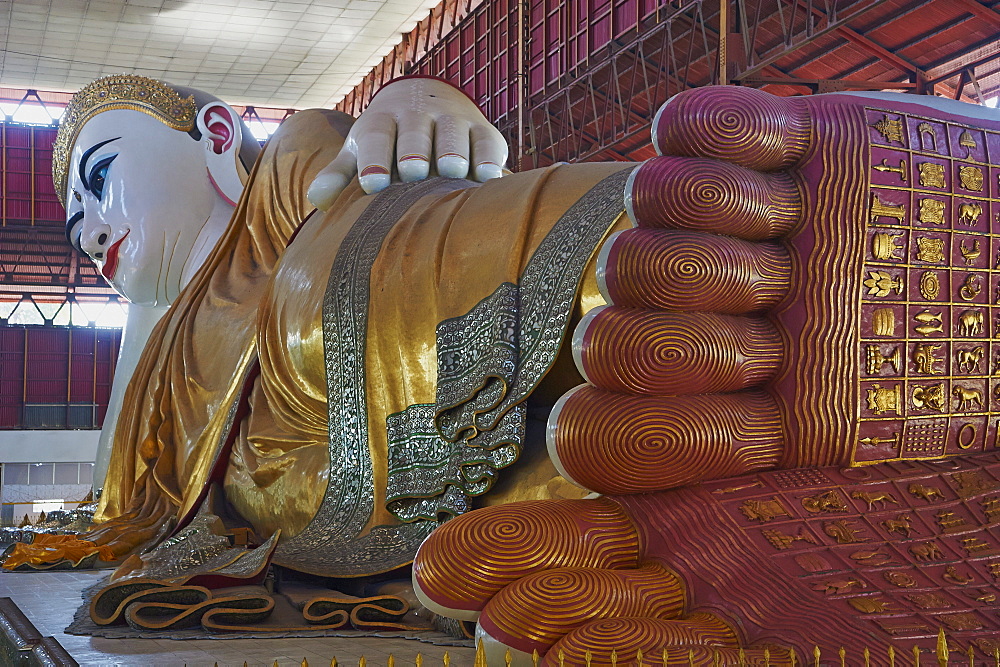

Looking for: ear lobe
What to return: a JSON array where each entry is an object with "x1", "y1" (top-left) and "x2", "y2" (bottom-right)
[{"x1": 197, "y1": 102, "x2": 239, "y2": 154}]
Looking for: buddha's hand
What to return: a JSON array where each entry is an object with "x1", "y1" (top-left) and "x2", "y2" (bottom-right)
[{"x1": 306, "y1": 77, "x2": 508, "y2": 209}]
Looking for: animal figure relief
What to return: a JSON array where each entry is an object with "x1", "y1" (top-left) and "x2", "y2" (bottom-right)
[
  {"x1": 956, "y1": 345, "x2": 985, "y2": 373},
  {"x1": 953, "y1": 385, "x2": 984, "y2": 411},
  {"x1": 958, "y1": 309, "x2": 984, "y2": 336},
  {"x1": 907, "y1": 483, "x2": 945, "y2": 502},
  {"x1": 881, "y1": 514, "x2": 913, "y2": 537},
  {"x1": 912, "y1": 343, "x2": 943, "y2": 374},
  {"x1": 801, "y1": 490, "x2": 849, "y2": 514},
  {"x1": 851, "y1": 490, "x2": 900, "y2": 511},
  {"x1": 910, "y1": 541, "x2": 944, "y2": 561},
  {"x1": 812, "y1": 578, "x2": 865, "y2": 595},
  {"x1": 958, "y1": 202, "x2": 983, "y2": 226},
  {"x1": 960, "y1": 238, "x2": 981, "y2": 266}
]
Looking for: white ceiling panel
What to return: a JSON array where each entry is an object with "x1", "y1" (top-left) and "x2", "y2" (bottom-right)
[{"x1": 0, "y1": 0, "x2": 441, "y2": 109}]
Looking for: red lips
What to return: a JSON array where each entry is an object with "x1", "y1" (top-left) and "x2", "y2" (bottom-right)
[{"x1": 101, "y1": 230, "x2": 129, "y2": 281}]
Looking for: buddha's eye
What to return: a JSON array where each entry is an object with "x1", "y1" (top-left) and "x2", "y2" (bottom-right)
[{"x1": 88, "y1": 155, "x2": 116, "y2": 201}]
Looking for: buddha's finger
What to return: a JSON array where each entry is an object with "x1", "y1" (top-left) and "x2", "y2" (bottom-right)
[
  {"x1": 625, "y1": 156, "x2": 801, "y2": 239},
  {"x1": 476, "y1": 564, "x2": 684, "y2": 664},
  {"x1": 573, "y1": 308, "x2": 782, "y2": 396},
  {"x1": 469, "y1": 123, "x2": 507, "y2": 182},
  {"x1": 433, "y1": 114, "x2": 472, "y2": 178},
  {"x1": 597, "y1": 229, "x2": 790, "y2": 312},
  {"x1": 306, "y1": 150, "x2": 358, "y2": 211},
  {"x1": 412, "y1": 498, "x2": 640, "y2": 622},
  {"x1": 545, "y1": 614, "x2": 743, "y2": 666},
  {"x1": 547, "y1": 386, "x2": 783, "y2": 494},
  {"x1": 352, "y1": 111, "x2": 397, "y2": 194},
  {"x1": 652, "y1": 85, "x2": 810, "y2": 170},
  {"x1": 394, "y1": 109, "x2": 433, "y2": 183}
]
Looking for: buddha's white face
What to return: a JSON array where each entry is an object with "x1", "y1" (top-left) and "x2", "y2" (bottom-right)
[{"x1": 64, "y1": 109, "x2": 227, "y2": 306}]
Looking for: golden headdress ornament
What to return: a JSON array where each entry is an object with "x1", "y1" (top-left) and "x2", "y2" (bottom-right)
[{"x1": 52, "y1": 75, "x2": 197, "y2": 206}]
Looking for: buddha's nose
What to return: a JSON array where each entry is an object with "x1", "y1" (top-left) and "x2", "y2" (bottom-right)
[{"x1": 80, "y1": 222, "x2": 113, "y2": 261}]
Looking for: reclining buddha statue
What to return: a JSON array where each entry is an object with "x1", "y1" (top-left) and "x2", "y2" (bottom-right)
[{"x1": 6, "y1": 72, "x2": 1000, "y2": 658}]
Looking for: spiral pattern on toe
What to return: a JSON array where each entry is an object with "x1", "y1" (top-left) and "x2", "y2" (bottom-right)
[
  {"x1": 550, "y1": 387, "x2": 783, "y2": 494},
  {"x1": 412, "y1": 498, "x2": 640, "y2": 616},
  {"x1": 653, "y1": 86, "x2": 809, "y2": 170},
  {"x1": 598, "y1": 229, "x2": 790, "y2": 312},
  {"x1": 628, "y1": 157, "x2": 801, "y2": 239},
  {"x1": 479, "y1": 563, "x2": 684, "y2": 656},
  {"x1": 576, "y1": 308, "x2": 782, "y2": 395},
  {"x1": 544, "y1": 613, "x2": 739, "y2": 666}
]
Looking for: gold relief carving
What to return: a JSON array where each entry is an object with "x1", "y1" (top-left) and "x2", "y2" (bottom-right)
[
  {"x1": 858, "y1": 433, "x2": 900, "y2": 448},
  {"x1": 873, "y1": 158, "x2": 908, "y2": 181},
  {"x1": 964, "y1": 589, "x2": 996, "y2": 603},
  {"x1": 952, "y1": 385, "x2": 984, "y2": 411},
  {"x1": 884, "y1": 571, "x2": 916, "y2": 588},
  {"x1": 959, "y1": 273, "x2": 982, "y2": 301},
  {"x1": 918, "y1": 198, "x2": 945, "y2": 225},
  {"x1": 865, "y1": 345, "x2": 900, "y2": 375},
  {"x1": 812, "y1": 578, "x2": 865, "y2": 595},
  {"x1": 907, "y1": 483, "x2": 945, "y2": 502},
  {"x1": 941, "y1": 612, "x2": 983, "y2": 631},
  {"x1": 848, "y1": 597, "x2": 893, "y2": 614},
  {"x1": 918, "y1": 162, "x2": 945, "y2": 188},
  {"x1": 957, "y1": 202, "x2": 982, "y2": 226},
  {"x1": 956, "y1": 422, "x2": 977, "y2": 449},
  {"x1": 918, "y1": 271, "x2": 940, "y2": 300},
  {"x1": 944, "y1": 565, "x2": 975, "y2": 584},
  {"x1": 960, "y1": 537, "x2": 993, "y2": 555},
  {"x1": 911, "y1": 343, "x2": 943, "y2": 375},
  {"x1": 959, "y1": 129, "x2": 977, "y2": 157},
  {"x1": 909, "y1": 541, "x2": 944, "y2": 561},
  {"x1": 992, "y1": 351, "x2": 1000, "y2": 374},
  {"x1": 871, "y1": 114, "x2": 904, "y2": 143},
  {"x1": 912, "y1": 384, "x2": 946, "y2": 411},
  {"x1": 863, "y1": 271, "x2": 904, "y2": 298},
  {"x1": 851, "y1": 490, "x2": 900, "y2": 510},
  {"x1": 956, "y1": 345, "x2": 984, "y2": 373},
  {"x1": 794, "y1": 553, "x2": 832, "y2": 572},
  {"x1": 869, "y1": 194, "x2": 905, "y2": 224},
  {"x1": 739, "y1": 497, "x2": 791, "y2": 522},
  {"x1": 710, "y1": 480, "x2": 763, "y2": 494},
  {"x1": 917, "y1": 122, "x2": 937, "y2": 150},
  {"x1": 960, "y1": 239, "x2": 981, "y2": 266},
  {"x1": 761, "y1": 527, "x2": 816, "y2": 551},
  {"x1": 957, "y1": 309, "x2": 983, "y2": 336},
  {"x1": 824, "y1": 519, "x2": 868, "y2": 544},
  {"x1": 914, "y1": 312, "x2": 944, "y2": 336},
  {"x1": 850, "y1": 549, "x2": 892, "y2": 566},
  {"x1": 871, "y1": 232, "x2": 904, "y2": 260},
  {"x1": 877, "y1": 619, "x2": 931, "y2": 636},
  {"x1": 872, "y1": 308, "x2": 896, "y2": 336},
  {"x1": 981, "y1": 496, "x2": 1000, "y2": 522},
  {"x1": 801, "y1": 490, "x2": 848, "y2": 513},
  {"x1": 905, "y1": 592, "x2": 953, "y2": 610},
  {"x1": 881, "y1": 514, "x2": 913, "y2": 537},
  {"x1": 959, "y1": 165, "x2": 984, "y2": 191},
  {"x1": 866, "y1": 384, "x2": 901, "y2": 415},
  {"x1": 935, "y1": 510, "x2": 969, "y2": 533},
  {"x1": 990, "y1": 563, "x2": 1000, "y2": 580},
  {"x1": 915, "y1": 237, "x2": 945, "y2": 263},
  {"x1": 953, "y1": 470, "x2": 996, "y2": 497}
]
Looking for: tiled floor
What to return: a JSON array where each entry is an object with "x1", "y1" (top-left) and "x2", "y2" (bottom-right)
[{"x1": 0, "y1": 570, "x2": 476, "y2": 666}]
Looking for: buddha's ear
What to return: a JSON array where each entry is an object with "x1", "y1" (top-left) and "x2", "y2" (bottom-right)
[{"x1": 196, "y1": 102, "x2": 245, "y2": 206}]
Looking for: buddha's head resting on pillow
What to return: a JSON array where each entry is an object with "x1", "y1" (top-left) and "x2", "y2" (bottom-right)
[{"x1": 54, "y1": 75, "x2": 261, "y2": 306}]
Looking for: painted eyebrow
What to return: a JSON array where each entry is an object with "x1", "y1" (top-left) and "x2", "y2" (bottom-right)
[
  {"x1": 78, "y1": 137, "x2": 120, "y2": 190},
  {"x1": 65, "y1": 210, "x2": 84, "y2": 248}
]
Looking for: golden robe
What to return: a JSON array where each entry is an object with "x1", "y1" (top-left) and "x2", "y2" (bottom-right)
[{"x1": 83, "y1": 109, "x2": 632, "y2": 577}]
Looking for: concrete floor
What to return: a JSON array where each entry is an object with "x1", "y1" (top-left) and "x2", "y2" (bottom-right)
[{"x1": 0, "y1": 569, "x2": 477, "y2": 666}]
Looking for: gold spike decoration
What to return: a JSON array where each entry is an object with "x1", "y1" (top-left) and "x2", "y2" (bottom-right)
[
  {"x1": 863, "y1": 647, "x2": 870, "y2": 667},
  {"x1": 558, "y1": 649, "x2": 566, "y2": 667},
  {"x1": 475, "y1": 640, "x2": 487, "y2": 667},
  {"x1": 414, "y1": 655, "x2": 421, "y2": 667},
  {"x1": 332, "y1": 659, "x2": 338, "y2": 667},
  {"x1": 790, "y1": 647, "x2": 797, "y2": 667},
  {"x1": 302, "y1": 659, "x2": 309, "y2": 667},
  {"x1": 585, "y1": 650, "x2": 592, "y2": 667},
  {"x1": 444, "y1": 652, "x2": 451, "y2": 667},
  {"x1": 969, "y1": 645, "x2": 976, "y2": 667},
  {"x1": 914, "y1": 645, "x2": 921, "y2": 666},
  {"x1": 636, "y1": 648, "x2": 644, "y2": 667},
  {"x1": 506, "y1": 648, "x2": 513, "y2": 667},
  {"x1": 937, "y1": 628, "x2": 948, "y2": 667},
  {"x1": 387, "y1": 656, "x2": 395, "y2": 667},
  {"x1": 274, "y1": 662, "x2": 280, "y2": 667},
  {"x1": 689, "y1": 647, "x2": 695, "y2": 667},
  {"x1": 662, "y1": 649, "x2": 668, "y2": 666},
  {"x1": 611, "y1": 648, "x2": 618, "y2": 667},
  {"x1": 359, "y1": 658, "x2": 366, "y2": 667},
  {"x1": 888, "y1": 645, "x2": 895, "y2": 667},
  {"x1": 531, "y1": 649, "x2": 539, "y2": 667},
  {"x1": 738, "y1": 647, "x2": 747, "y2": 666},
  {"x1": 814, "y1": 645, "x2": 821, "y2": 667},
  {"x1": 762, "y1": 647, "x2": 769, "y2": 667},
  {"x1": 839, "y1": 646, "x2": 846, "y2": 667}
]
